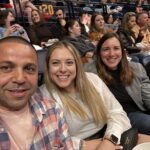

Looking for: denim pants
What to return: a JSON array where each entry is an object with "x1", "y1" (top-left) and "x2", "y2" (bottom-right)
[{"x1": 128, "y1": 111, "x2": 150, "y2": 135}]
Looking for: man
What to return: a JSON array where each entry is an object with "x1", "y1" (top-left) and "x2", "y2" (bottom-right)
[
  {"x1": 0, "y1": 36, "x2": 73, "y2": 149},
  {"x1": 55, "y1": 9, "x2": 66, "y2": 27},
  {"x1": 78, "y1": 11, "x2": 90, "y2": 37},
  {"x1": 10, "y1": 0, "x2": 38, "y2": 26},
  {"x1": 49, "y1": 9, "x2": 66, "y2": 40},
  {"x1": 133, "y1": 11, "x2": 150, "y2": 50}
]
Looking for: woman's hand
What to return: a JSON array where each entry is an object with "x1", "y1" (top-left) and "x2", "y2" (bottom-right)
[
  {"x1": 83, "y1": 139, "x2": 123, "y2": 150},
  {"x1": 96, "y1": 139, "x2": 123, "y2": 150},
  {"x1": 4, "y1": 25, "x2": 16, "y2": 37},
  {"x1": 14, "y1": 24, "x2": 23, "y2": 32},
  {"x1": 83, "y1": 139, "x2": 102, "y2": 150}
]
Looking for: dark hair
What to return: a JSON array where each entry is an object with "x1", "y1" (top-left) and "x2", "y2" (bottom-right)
[
  {"x1": 79, "y1": 10, "x2": 88, "y2": 17},
  {"x1": 104, "y1": 14, "x2": 113, "y2": 24},
  {"x1": 64, "y1": 19, "x2": 78, "y2": 35},
  {"x1": 31, "y1": 9, "x2": 45, "y2": 25},
  {"x1": 0, "y1": 9, "x2": 14, "y2": 26},
  {"x1": 96, "y1": 32, "x2": 134, "y2": 85},
  {"x1": 90, "y1": 12, "x2": 103, "y2": 32}
]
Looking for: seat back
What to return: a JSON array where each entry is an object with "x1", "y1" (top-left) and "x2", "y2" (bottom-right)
[{"x1": 37, "y1": 49, "x2": 47, "y2": 86}]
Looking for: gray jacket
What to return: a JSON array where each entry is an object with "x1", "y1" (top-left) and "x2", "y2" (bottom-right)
[{"x1": 84, "y1": 62, "x2": 150, "y2": 111}]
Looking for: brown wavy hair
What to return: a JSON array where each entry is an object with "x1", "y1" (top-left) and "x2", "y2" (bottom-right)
[
  {"x1": 96, "y1": 32, "x2": 134, "y2": 85},
  {"x1": 31, "y1": 9, "x2": 45, "y2": 25},
  {"x1": 121, "y1": 12, "x2": 136, "y2": 32}
]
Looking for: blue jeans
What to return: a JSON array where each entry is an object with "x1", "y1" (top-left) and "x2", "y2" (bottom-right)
[
  {"x1": 130, "y1": 53, "x2": 148, "y2": 63},
  {"x1": 128, "y1": 111, "x2": 150, "y2": 135}
]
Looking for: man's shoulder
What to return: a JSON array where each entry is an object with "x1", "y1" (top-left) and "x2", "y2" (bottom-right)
[{"x1": 30, "y1": 91, "x2": 57, "y2": 110}]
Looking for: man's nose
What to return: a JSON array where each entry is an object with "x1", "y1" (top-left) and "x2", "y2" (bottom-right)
[{"x1": 12, "y1": 69, "x2": 26, "y2": 84}]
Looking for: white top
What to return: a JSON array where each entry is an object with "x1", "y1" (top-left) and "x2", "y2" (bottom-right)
[{"x1": 40, "y1": 72, "x2": 131, "y2": 149}]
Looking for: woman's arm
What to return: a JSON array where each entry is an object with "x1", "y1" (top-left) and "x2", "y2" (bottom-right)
[{"x1": 86, "y1": 72, "x2": 131, "y2": 143}]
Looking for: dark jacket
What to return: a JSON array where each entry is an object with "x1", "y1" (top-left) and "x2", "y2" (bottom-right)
[
  {"x1": 84, "y1": 61, "x2": 150, "y2": 111},
  {"x1": 79, "y1": 21, "x2": 89, "y2": 37},
  {"x1": 64, "y1": 35, "x2": 96, "y2": 57},
  {"x1": 117, "y1": 27, "x2": 143, "y2": 54},
  {"x1": 27, "y1": 23, "x2": 57, "y2": 45}
]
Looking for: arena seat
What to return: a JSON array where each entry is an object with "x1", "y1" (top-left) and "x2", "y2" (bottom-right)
[{"x1": 37, "y1": 49, "x2": 47, "y2": 86}]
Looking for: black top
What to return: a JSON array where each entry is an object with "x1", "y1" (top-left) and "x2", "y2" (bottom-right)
[
  {"x1": 27, "y1": 23, "x2": 56, "y2": 45},
  {"x1": 64, "y1": 35, "x2": 95, "y2": 57},
  {"x1": 79, "y1": 21, "x2": 89, "y2": 37},
  {"x1": 107, "y1": 68, "x2": 140, "y2": 114}
]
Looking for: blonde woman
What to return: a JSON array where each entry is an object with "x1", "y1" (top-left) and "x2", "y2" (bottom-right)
[{"x1": 39, "y1": 40, "x2": 131, "y2": 150}]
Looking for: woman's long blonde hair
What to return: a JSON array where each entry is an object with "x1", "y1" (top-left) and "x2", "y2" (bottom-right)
[{"x1": 44, "y1": 40, "x2": 107, "y2": 125}]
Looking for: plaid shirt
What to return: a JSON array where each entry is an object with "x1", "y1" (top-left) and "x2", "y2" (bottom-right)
[{"x1": 0, "y1": 93, "x2": 73, "y2": 150}]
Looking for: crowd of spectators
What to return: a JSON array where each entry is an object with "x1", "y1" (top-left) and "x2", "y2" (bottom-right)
[{"x1": 0, "y1": 0, "x2": 150, "y2": 149}]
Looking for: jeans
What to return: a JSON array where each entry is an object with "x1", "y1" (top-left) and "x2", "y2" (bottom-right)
[
  {"x1": 130, "y1": 53, "x2": 148, "y2": 63},
  {"x1": 128, "y1": 111, "x2": 150, "y2": 135}
]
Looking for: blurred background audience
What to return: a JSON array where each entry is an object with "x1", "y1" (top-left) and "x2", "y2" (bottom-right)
[{"x1": 0, "y1": 9, "x2": 30, "y2": 41}]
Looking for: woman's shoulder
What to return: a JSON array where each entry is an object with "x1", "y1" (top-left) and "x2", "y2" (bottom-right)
[
  {"x1": 129, "y1": 61, "x2": 144, "y2": 69},
  {"x1": 85, "y1": 72, "x2": 103, "y2": 84},
  {"x1": 129, "y1": 61, "x2": 147, "y2": 74}
]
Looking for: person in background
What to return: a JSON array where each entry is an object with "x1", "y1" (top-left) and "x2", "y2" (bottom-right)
[
  {"x1": 148, "y1": 16, "x2": 150, "y2": 31},
  {"x1": 104, "y1": 14, "x2": 114, "y2": 24},
  {"x1": 0, "y1": 9, "x2": 30, "y2": 41},
  {"x1": 27, "y1": 9, "x2": 57, "y2": 46},
  {"x1": 78, "y1": 10, "x2": 90, "y2": 37},
  {"x1": 132, "y1": 11, "x2": 150, "y2": 51},
  {"x1": 10, "y1": 0, "x2": 38, "y2": 26},
  {"x1": 44, "y1": 8, "x2": 66, "y2": 40},
  {"x1": 0, "y1": 36, "x2": 73, "y2": 149},
  {"x1": 104, "y1": 13, "x2": 119, "y2": 32},
  {"x1": 64, "y1": 19, "x2": 96, "y2": 64},
  {"x1": 55, "y1": 8, "x2": 66, "y2": 27},
  {"x1": 85, "y1": 32, "x2": 150, "y2": 135},
  {"x1": 117, "y1": 12, "x2": 143, "y2": 54},
  {"x1": 89, "y1": 12, "x2": 113, "y2": 46}
]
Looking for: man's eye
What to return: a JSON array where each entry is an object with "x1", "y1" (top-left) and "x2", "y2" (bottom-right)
[
  {"x1": 0, "y1": 66, "x2": 12, "y2": 72},
  {"x1": 25, "y1": 66, "x2": 36, "y2": 73},
  {"x1": 114, "y1": 47, "x2": 121, "y2": 50}
]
